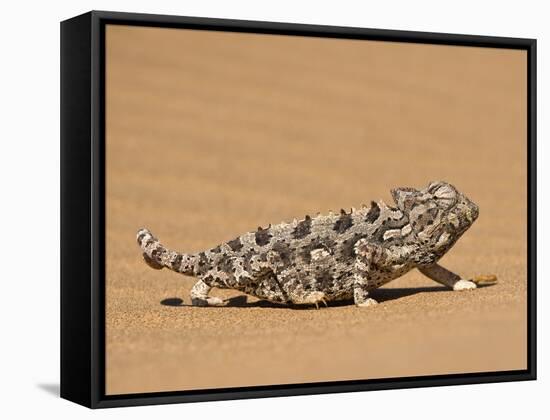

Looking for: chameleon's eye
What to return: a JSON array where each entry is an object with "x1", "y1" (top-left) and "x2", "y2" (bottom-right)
[
  {"x1": 427, "y1": 181, "x2": 442, "y2": 193},
  {"x1": 432, "y1": 184, "x2": 457, "y2": 209}
]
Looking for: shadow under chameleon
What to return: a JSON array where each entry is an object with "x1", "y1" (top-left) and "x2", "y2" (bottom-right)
[{"x1": 160, "y1": 285, "x2": 495, "y2": 309}]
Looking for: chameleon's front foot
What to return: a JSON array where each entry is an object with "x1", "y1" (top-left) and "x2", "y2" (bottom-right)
[
  {"x1": 356, "y1": 298, "x2": 378, "y2": 308},
  {"x1": 288, "y1": 291, "x2": 328, "y2": 309},
  {"x1": 453, "y1": 279, "x2": 477, "y2": 291},
  {"x1": 419, "y1": 264, "x2": 478, "y2": 291},
  {"x1": 353, "y1": 286, "x2": 378, "y2": 308}
]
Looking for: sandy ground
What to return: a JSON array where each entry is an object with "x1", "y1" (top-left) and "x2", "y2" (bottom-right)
[{"x1": 105, "y1": 25, "x2": 527, "y2": 394}]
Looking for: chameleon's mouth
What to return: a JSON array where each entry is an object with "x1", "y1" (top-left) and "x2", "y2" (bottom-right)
[
  {"x1": 464, "y1": 200, "x2": 479, "y2": 224},
  {"x1": 470, "y1": 202, "x2": 480, "y2": 221},
  {"x1": 454, "y1": 201, "x2": 479, "y2": 234}
]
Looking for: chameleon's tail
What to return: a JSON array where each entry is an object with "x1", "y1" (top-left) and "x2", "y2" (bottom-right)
[{"x1": 136, "y1": 228, "x2": 198, "y2": 276}]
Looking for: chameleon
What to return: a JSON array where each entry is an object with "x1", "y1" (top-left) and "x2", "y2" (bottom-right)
[{"x1": 137, "y1": 181, "x2": 480, "y2": 308}]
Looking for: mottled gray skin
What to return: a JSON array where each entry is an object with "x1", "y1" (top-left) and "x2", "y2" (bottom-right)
[{"x1": 137, "y1": 181, "x2": 480, "y2": 308}]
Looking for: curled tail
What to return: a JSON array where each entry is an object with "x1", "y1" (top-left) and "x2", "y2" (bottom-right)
[{"x1": 136, "y1": 228, "x2": 198, "y2": 276}]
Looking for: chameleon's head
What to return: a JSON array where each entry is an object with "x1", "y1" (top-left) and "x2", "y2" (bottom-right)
[{"x1": 391, "y1": 181, "x2": 479, "y2": 256}]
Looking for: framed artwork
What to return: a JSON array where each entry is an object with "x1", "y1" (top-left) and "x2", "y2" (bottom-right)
[{"x1": 60, "y1": 10, "x2": 536, "y2": 408}]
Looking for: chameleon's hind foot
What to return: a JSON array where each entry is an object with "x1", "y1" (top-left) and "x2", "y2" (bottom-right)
[
  {"x1": 190, "y1": 279, "x2": 228, "y2": 307},
  {"x1": 142, "y1": 253, "x2": 163, "y2": 270},
  {"x1": 191, "y1": 296, "x2": 227, "y2": 307}
]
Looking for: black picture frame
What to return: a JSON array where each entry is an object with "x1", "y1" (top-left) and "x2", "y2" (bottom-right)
[{"x1": 60, "y1": 10, "x2": 537, "y2": 409}]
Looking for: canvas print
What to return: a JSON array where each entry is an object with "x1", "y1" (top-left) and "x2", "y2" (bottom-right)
[{"x1": 105, "y1": 24, "x2": 527, "y2": 395}]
